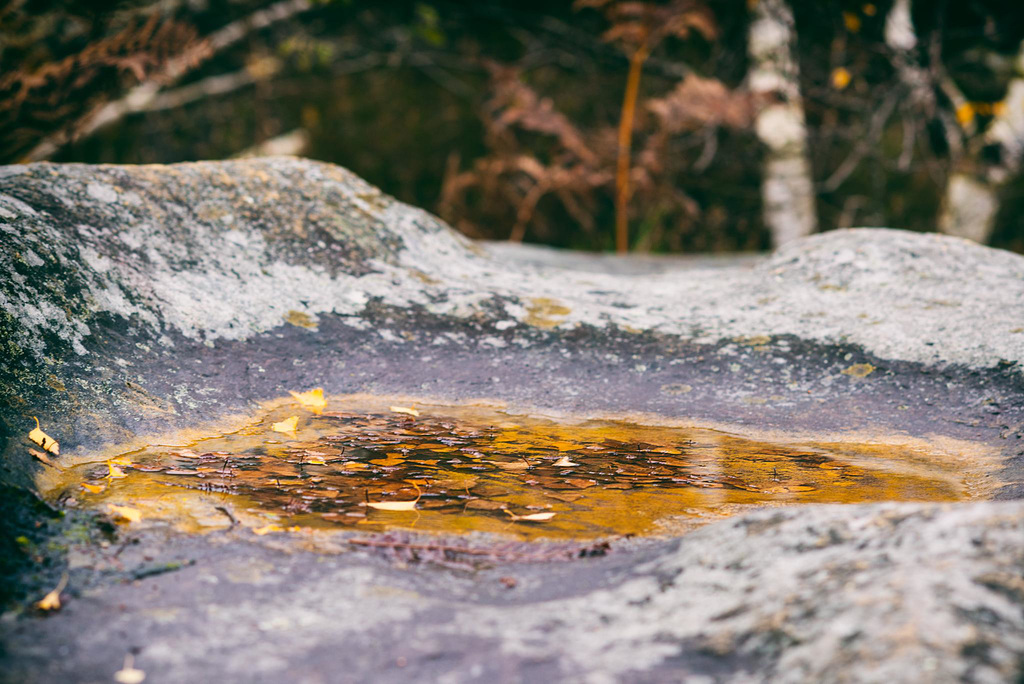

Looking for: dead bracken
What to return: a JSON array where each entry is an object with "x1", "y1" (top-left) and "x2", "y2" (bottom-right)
[{"x1": 58, "y1": 396, "x2": 986, "y2": 540}]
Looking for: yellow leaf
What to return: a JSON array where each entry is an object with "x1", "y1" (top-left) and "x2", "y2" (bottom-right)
[
  {"x1": 109, "y1": 455, "x2": 132, "y2": 466},
  {"x1": 271, "y1": 415, "x2": 299, "y2": 434},
  {"x1": 114, "y1": 656, "x2": 146, "y2": 684},
  {"x1": 390, "y1": 405, "x2": 420, "y2": 417},
  {"x1": 305, "y1": 457, "x2": 326, "y2": 465},
  {"x1": 505, "y1": 510, "x2": 556, "y2": 522},
  {"x1": 108, "y1": 504, "x2": 142, "y2": 523},
  {"x1": 81, "y1": 482, "x2": 105, "y2": 494},
  {"x1": 35, "y1": 573, "x2": 67, "y2": 611},
  {"x1": 956, "y1": 102, "x2": 975, "y2": 127},
  {"x1": 289, "y1": 388, "x2": 327, "y2": 413},
  {"x1": 28, "y1": 416, "x2": 59, "y2": 455},
  {"x1": 831, "y1": 67, "x2": 851, "y2": 90},
  {"x1": 552, "y1": 456, "x2": 579, "y2": 467},
  {"x1": 253, "y1": 524, "x2": 284, "y2": 535},
  {"x1": 108, "y1": 463, "x2": 127, "y2": 479},
  {"x1": 843, "y1": 11, "x2": 861, "y2": 32},
  {"x1": 841, "y1": 363, "x2": 875, "y2": 378}
]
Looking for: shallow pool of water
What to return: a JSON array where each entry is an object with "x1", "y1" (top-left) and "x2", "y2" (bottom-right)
[{"x1": 56, "y1": 396, "x2": 991, "y2": 540}]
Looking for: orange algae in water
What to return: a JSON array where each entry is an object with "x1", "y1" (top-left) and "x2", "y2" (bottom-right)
[{"x1": 60, "y1": 399, "x2": 992, "y2": 540}]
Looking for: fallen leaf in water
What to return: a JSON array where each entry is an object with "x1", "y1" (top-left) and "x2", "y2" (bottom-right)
[
  {"x1": 28, "y1": 417, "x2": 59, "y2": 455},
  {"x1": 35, "y1": 573, "x2": 68, "y2": 611},
  {"x1": 29, "y1": 448, "x2": 58, "y2": 467},
  {"x1": 80, "y1": 482, "x2": 105, "y2": 494},
  {"x1": 505, "y1": 510, "x2": 556, "y2": 522},
  {"x1": 289, "y1": 388, "x2": 327, "y2": 413},
  {"x1": 253, "y1": 524, "x2": 284, "y2": 535},
  {"x1": 109, "y1": 456, "x2": 132, "y2": 466},
  {"x1": 108, "y1": 463, "x2": 127, "y2": 479},
  {"x1": 491, "y1": 459, "x2": 531, "y2": 470},
  {"x1": 390, "y1": 406, "x2": 420, "y2": 417},
  {"x1": 564, "y1": 478, "x2": 598, "y2": 489},
  {"x1": 108, "y1": 504, "x2": 141, "y2": 523},
  {"x1": 544, "y1": 491, "x2": 584, "y2": 502},
  {"x1": 552, "y1": 456, "x2": 579, "y2": 467},
  {"x1": 272, "y1": 416, "x2": 299, "y2": 434},
  {"x1": 366, "y1": 482, "x2": 420, "y2": 510},
  {"x1": 113, "y1": 655, "x2": 146, "y2": 684},
  {"x1": 305, "y1": 456, "x2": 327, "y2": 465},
  {"x1": 464, "y1": 499, "x2": 506, "y2": 511},
  {"x1": 365, "y1": 500, "x2": 418, "y2": 511}
]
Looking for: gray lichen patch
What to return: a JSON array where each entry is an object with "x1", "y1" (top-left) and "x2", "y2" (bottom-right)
[{"x1": 3, "y1": 158, "x2": 1023, "y2": 377}]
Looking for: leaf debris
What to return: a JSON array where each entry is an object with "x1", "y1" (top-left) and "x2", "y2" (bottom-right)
[
  {"x1": 28, "y1": 416, "x2": 59, "y2": 455},
  {"x1": 271, "y1": 416, "x2": 299, "y2": 434},
  {"x1": 35, "y1": 573, "x2": 68, "y2": 612}
]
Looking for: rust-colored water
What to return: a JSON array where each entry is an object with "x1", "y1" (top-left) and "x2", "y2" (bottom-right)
[{"x1": 57, "y1": 397, "x2": 990, "y2": 540}]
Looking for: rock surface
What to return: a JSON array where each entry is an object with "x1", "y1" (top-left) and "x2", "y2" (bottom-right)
[{"x1": 1, "y1": 158, "x2": 1022, "y2": 682}]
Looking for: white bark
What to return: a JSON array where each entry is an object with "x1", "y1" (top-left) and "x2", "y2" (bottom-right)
[
  {"x1": 940, "y1": 39, "x2": 1024, "y2": 242},
  {"x1": 747, "y1": 0, "x2": 817, "y2": 247}
]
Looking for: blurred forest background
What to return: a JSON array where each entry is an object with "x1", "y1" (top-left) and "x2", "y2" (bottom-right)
[{"x1": 2, "y1": 0, "x2": 1023, "y2": 254}]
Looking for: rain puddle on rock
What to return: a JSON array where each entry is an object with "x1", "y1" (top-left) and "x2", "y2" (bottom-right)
[{"x1": 59, "y1": 396, "x2": 992, "y2": 540}]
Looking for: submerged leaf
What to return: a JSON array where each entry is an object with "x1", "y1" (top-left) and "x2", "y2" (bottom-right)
[
  {"x1": 28, "y1": 416, "x2": 59, "y2": 455},
  {"x1": 108, "y1": 463, "x2": 127, "y2": 479},
  {"x1": 365, "y1": 500, "x2": 418, "y2": 511},
  {"x1": 289, "y1": 388, "x2": 327, "y2": 413},
  {"x1": 505, "y1": 510, "x2": 556, "y2": 522},
  {"x1": 552, "y1": 456, "x2": 579, "y2": 467},
  {"x1": 80, "y1": 482, "x2": 105, "y2": 494},
  {"x1": 108, "y1": 504, "x2": 142, "y2": 523},
  {"x1": 271, "y1": 416, "x2": 299, "y2": 434}
]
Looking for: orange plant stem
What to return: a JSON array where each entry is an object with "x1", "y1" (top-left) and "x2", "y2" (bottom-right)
[{"x1": 615, "y1": 45, "x2": 648, "y2": 253}]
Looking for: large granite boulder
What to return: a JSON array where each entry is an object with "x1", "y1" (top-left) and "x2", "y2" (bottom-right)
[{"x1": 0, "y1": 158, "x2": 1022, "y2": 682}]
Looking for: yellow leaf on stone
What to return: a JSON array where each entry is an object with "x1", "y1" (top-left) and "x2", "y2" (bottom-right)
[
  {"x1": 271, "y1": 416, "x2": 299, "y2": 434},
  {"x1": 390, "y1": 406, "x2": 420, "y2": 417},
  {"x1": 108, "y1": 504, "x2": 141, "y2": 523},
  {"x1": 108, "y1": 464, "x2": 127, "y2": 479},
  {"x1": 841, "y1": 363, "x2": 875, "y2": 378},
  {"x1": 28, "y1": 416, "x2": 59, "y2": 455},
  {"x1": 35, "y1": 574, "x2": 67, "y2": 611},
  {"x1": 289, "y1": 388, "x2": 327, "y2": 413},
  {"x1": 110, "y1": 456, "x2": 132, "y2": 466},
  {"x1": 113, "y1": 655, "x2": 146, "y2": 684}
]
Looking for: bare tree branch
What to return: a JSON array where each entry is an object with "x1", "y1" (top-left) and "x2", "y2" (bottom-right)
[{"x1": 23, "y1": 0, "x2": 313, "y2": 162}]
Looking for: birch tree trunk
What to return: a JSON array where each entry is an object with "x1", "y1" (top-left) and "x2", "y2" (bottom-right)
[
  {"x1": 747, "y1": 0, "x2": 817, "y2": 247},
  {"x1": 939, "y1": 39, "x2": 1024, "y2": 243}
]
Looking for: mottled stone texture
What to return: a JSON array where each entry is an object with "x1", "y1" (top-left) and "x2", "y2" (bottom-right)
[{"x1": 0, "y1": 158, "x2": 1022, "y2": 682}]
